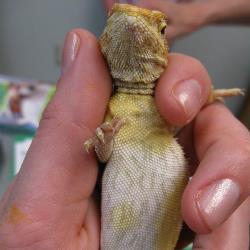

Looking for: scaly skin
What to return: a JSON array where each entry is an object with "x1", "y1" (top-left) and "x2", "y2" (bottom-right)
[
  {"x1": 101, "y1": 92, "x2": 188, "y2": 250},
  {"x1": 84, "y1": 4, "x2": 244, "y2": 250}
]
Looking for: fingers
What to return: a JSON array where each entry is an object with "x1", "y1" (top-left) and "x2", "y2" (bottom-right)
[
  {"x1": 182, "y1": 103, "x2": 250, "y2": 233},
  {"x1": 155, "y1": 53, "x2": 211, "y2": 126},
  {"x1": 136, "y1": 0, "x2": 168, "y2": 12},
  {"x1": 10, "y1": 29, "x2": 111, "y2": 205},
  {"x1": 137, "y1": 0, "x2": 208, "y2": 42},
  {"x1": 165, "y1": 26, "x2": 183, "y2": 42},
  {"x1": 103, "y1": 0, "x2": 114, "y2": 11},
  {"x1": 193, "y1": 199, "x2": 250, "y2": 250},
  {"x1": 155, "y1": 53, "x2": 249, "y2": 237}
]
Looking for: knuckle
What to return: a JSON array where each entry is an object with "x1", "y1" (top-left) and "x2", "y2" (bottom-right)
[
  {"x1": 238, "y1": 144, "x2": 250, "y2": 166},
  {"x1": 37, "y1": 100, "x2": 67, "y2": 138},
  {"x1": 39, "y1": 99, "x2": 93, "y2": 139},
  {"x1": 233, "y1": 133, "x2": 250, "y2": 163},
  {"x1": 41, "y1": 99, "x2": 64, "y2": 123},
  {"x1": 227, "y1": 143, "x2": 250, "y2": 178},
  {"x1": 171, "y1": 53, "x2": 205, "y2": 70}
]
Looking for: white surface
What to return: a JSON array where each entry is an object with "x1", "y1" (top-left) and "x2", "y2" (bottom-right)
[
  {"x1": 0, "y1": 0, "x2": 106, "y2": 81},
  {"x1": 14, "y1": 138, "x2": 32, "y2": 174}
]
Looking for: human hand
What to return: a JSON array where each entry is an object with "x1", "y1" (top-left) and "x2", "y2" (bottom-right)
[
  {"x1": 0, "y1": 29, "x2": 112, "y2": 250},
  {"x1": 104, "y1": 0, "x2": 250, "y2": 42},
  {"x1": 0, "y1": 30, "x2": 249, "y2": 249},
  {"x1": 104, "y1": 0, "x2": 213, "y2": 42},
  {"x1": 137, "y1": 0, "x2": 208, "y2": 42},
  {"x1": 103, "y1": 0, "x2": 209, "y2": 41},
  {"x1": 155, "y1": 53, "x2": 250, "y2": 249}
]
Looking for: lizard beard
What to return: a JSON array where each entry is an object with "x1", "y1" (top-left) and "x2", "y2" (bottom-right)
[{"x1": 100, "y1": 11, "x2": 168, "y2": 85}]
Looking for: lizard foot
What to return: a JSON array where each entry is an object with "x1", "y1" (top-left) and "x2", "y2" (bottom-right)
[
  {"x1": 83, "y1": 118, "x2": 127, "y2": 161},
  {"x1": 208, "y1": 87, "x2": 245, "y2": 103}
]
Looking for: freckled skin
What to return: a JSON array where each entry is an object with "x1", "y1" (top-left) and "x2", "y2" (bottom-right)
[{"x1": 5, "y1": 205, "x2": 32, "y2": 225}]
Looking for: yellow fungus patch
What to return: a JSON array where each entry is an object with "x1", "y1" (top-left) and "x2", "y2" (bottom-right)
[{"x1": 112, "y1": 203, "x2": 137, "y2": 231}]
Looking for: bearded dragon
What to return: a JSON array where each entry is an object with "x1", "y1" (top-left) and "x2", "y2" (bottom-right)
[{"x1": 84, "y1": 4, "x2": 243, "y2": 250}]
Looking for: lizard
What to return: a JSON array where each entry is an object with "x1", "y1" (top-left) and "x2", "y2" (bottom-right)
[{"x1": 84, "y1": 4, "x2": 244, "y2": 250}]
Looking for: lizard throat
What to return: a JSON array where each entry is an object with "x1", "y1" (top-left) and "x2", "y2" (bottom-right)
[{"x1": 114, "y1": 80, "x2": 155, "y2": 95}]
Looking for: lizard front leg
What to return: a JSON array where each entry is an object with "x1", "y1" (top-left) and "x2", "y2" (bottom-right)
[
  {"x1": 83, "y1": 118, "x2": 126, "y2": 163},
  {"x1": 208, "y1": 86, "x2": 244, "y2": 103},
  {"x1": 170, "y1": 86, "x2": 244, "y2": 136}
]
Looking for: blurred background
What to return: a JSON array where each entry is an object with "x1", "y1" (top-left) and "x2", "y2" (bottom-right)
[
  {"x1": 0, "y1": 1, "x2": 249, "y2": 111},
  {"x1": 0, "y1": 2, "x2": 249, "y2": 248}
]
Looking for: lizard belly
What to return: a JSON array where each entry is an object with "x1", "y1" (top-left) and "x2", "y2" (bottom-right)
[{"x1": 101, "y1": 128, "x2": 189, "y2": 250}]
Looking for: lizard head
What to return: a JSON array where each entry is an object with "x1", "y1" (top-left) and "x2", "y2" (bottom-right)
[{"x1": 100, "y1": 4, "x2": 168, "y2": 85}]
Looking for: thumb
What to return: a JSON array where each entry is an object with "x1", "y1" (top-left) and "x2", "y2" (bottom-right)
[{"x1": 5, "y1": 29, "x2": 111, "y2": 210}]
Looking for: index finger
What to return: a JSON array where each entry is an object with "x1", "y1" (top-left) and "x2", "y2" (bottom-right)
[
  {"x1": 182, "y1": 103, "x2": 250, "y2": 233},
  {"x1": 155, "y1": 53, "x2": 211, "y2": 126}
]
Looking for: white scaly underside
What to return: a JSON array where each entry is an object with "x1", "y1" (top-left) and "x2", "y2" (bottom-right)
[{"x1": 101, "y1": 137, "x2": 188, "y2": 250}]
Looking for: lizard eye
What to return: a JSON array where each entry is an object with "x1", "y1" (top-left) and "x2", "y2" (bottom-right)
[{"x1": 159, "y1": 23, "x2": 167, "y2": 35}]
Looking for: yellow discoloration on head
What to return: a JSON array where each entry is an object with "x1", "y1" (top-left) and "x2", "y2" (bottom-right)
[
  {"x1": 110, "y1": 4, "x2": 167, "y2": 23},
  {"x1": 112, "y1": 202, "x2": 137, "y2": 231},
  {"x1": 5, "y1": 204, "x2": 32, "y2": 225},
  {"x1": 100, "y1": 4, "x2": 168, "y2": 85}
]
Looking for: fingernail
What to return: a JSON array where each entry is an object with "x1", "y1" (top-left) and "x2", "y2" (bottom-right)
[
  {"x1": 172, "y1": 79, "x2": 202, "y2": 121},
  {"x1": 62, "y1": 32, "x2": 80, "y2": 74},
  {"x1": 196, "y1": 179, "x2": 241, "y2": 229}
]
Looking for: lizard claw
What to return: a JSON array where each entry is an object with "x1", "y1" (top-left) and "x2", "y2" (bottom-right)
[
  {"x1": 83, "y1": 138, "x2": 97, "y2": 153},
  {"x1": 96, "y1": 127, "x2": 105, "y2": 144},
  {"x1": 83, "y1": 117, "x2": 127, "y2": 155},
  {"x1": 208, "y1": 87, "x2": 245, "y2": 103}
]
